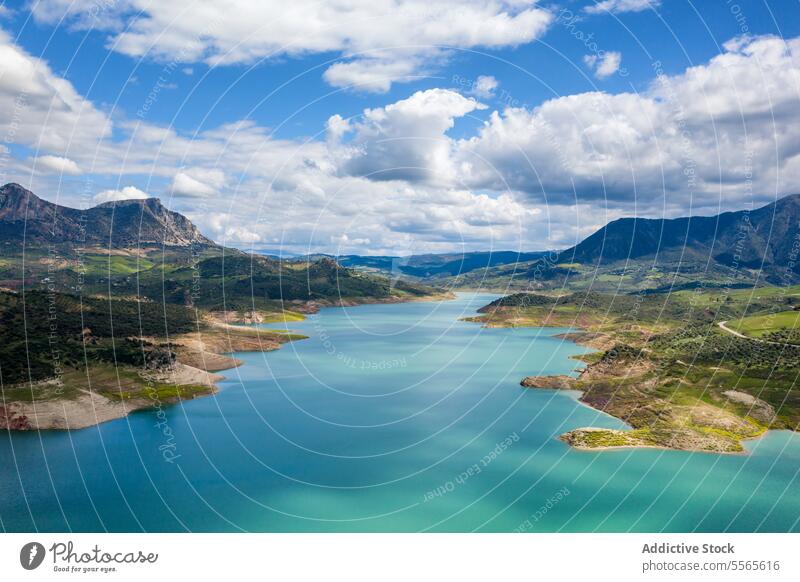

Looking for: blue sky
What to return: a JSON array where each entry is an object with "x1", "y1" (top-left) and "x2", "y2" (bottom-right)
[
  {"x1": 1, "y1": 1, "x2": 800, "y2": 254},
  {"x1": 14, "y1": 1, "x2": 799, "y2": 138}
]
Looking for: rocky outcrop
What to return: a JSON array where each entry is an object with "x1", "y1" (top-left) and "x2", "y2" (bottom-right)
[
  {"x1": 0, "y1": 404, "x2": 32, "y2": 430},
  {"x1": 520, "y1": 375, "x2": 576, "y2": 389},
  {"x1": 0, "y1": 183, "x2": 215, "y2": 248}
]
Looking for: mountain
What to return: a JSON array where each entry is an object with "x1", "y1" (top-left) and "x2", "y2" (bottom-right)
[
  {"x1": 0, "y1": 183, "x2": 440, "y2": 309},
  {"x1": 292, "y1": 250, "x2": 549, "y2": 279},
  {"x1": 451, "y1": 194, "x2": 800, "y2": 291},
  {"x1": 0, "y1": 183, "x2": 214, "y2": 248},
  {"x1": 559, "y1": 194, "x2": 800, "y2": 274}
]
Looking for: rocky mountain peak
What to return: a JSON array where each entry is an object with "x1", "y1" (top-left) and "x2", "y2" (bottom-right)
[{"x1": 0, "y1": 183, "x2": 216, "y2": 248}]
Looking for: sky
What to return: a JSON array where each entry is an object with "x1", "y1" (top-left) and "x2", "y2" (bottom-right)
[{"x1": 1, "y1": 0, "x2": 799, "y2": 255}]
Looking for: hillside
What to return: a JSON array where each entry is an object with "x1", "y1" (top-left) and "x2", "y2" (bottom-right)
[
  {"x1": 131, "y1": 255, "x2": 436, "y2": 311},
  {"x1": 291, "y1": 250, "x2": 548, "y2": 279},
  {"x1": 0, "y1": 183, "x2": 441, "y2": 309},
  {"x1": 453, "y1": 194, "x2": 800, "y2": 292},
  {"x1": 561, "y1": 194, "x2": 800, "y2": 273},
  {"x1": 471, "y1": 286, "x2": 800, "y2": 452}
]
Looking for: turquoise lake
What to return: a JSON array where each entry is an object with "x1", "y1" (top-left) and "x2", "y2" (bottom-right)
[{"x1": 1, "y1": 292, "x2": 799, "y2": 532}]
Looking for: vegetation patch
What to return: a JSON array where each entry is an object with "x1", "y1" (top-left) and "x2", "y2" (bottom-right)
[
  {"x1": 486, "y1": 287, "x2": 800, "y2": 453},
  {"x1": 730, "y1": 310, "x2": 800, "y2": 337}
]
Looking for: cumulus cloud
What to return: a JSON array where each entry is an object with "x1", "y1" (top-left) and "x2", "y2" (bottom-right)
[
  {"x1": 3, "y1": 27, "x2": 800, "y2": 254},
  {"x1": 31, "y1": 0, "x2": 552, "y2": 92},
  {"x1": 583, "y1": 51, "x2": 621, "y2": 78},
  {"x1": 93, "y1": 186, "x2": 150, "y2": 203},
  {"x1": 171, "y1": 168, "x2": 226, "y2": 198},
  {"x1": 223, "y1": 226, "x2": 262, "y2": 244},
  {"x1": 585, "y1": 0, "x2": 660, "y2": 14},
  {"x1": 468, "y1": 75, "x2": 499, "y2": 99},
  {"x1": 0, "y1": 28, "x2": 110, "y2": 159},
  {"x1": 34, "y1": 155, "x2": 82, "y2": 175},
  {"x1": 326, "y1": 114, "x2": 351, "y2": 143},
  {"x1": 453, "y1": 34, "x2": 800, "y2": 216},
  {"x1": 331, "y1": 88, "x2": 486, "y2": 183},
  {"x1": 457, "y1": 92, "x2": 669, "y2": 203}
]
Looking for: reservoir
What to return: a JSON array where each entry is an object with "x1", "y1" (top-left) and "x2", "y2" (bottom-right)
[{"x1": 2, "y1": 293, "x2": 799, "y2": 532}]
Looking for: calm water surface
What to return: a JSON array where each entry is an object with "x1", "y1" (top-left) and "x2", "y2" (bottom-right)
[{"x1": 2, "y1": 292, "x2": 799, "y2": 531}]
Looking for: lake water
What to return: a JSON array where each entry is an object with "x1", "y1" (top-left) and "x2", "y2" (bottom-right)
[{"x1": 2, "y1": 292, "x2": 799, "y2": 532}]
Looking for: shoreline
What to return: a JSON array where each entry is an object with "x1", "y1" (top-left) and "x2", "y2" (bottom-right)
[
  {"x1": 468, "y1": 306, "x2": 778, "y2": 455},
  {"x1": 519, "y1": 331, "x2": 771, "y2": 454},
  {"x1": 1, "y1": 291, "x2": 452, "y2": 432}
]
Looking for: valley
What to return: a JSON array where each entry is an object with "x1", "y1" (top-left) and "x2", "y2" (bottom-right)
[
  {"x1": 0, "y1": 183, "x2": 447, "y2": 430},
  {"x1": 3, "y1": 182, "x2": 800, "y2": 445}
]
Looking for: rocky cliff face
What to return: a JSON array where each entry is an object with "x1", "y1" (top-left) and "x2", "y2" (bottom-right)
[{"x1": 0, "y1": 183, "x2": 215, "y2": 248}]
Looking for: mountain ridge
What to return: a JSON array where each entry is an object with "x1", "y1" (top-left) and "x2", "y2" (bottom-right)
[
  {"x1": 443, "y1": 193, "x2": 800, "y2": 291},
  {"x1": 6, "y1": 182, "x2": 800, "y2": 290},
  {"x1": 555, "y1": 194, "x2": 800, "y2": 279},
  {"x1": 0, "y1": 183, "x2": 214, "y2": 248}
]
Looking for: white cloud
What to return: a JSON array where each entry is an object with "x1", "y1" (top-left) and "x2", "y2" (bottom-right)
[
  {"x1": 585, "y1": 0, "x2": 660, "y2": 14},
  {"x1": 0, "y1": 28, "x2": 110, "y2": 159},
  {"x1": 334, "y1": 233, "x2": 371, "y2": 247},
  {"x1": 323, "y1": 57, "x2": 423, "y2": 93},
  {"x1": 34, "y1": 155, "x2": 82, "y2": 175},
  {"x1": 456, "y1": 35, "x2": 800, "y2": 214},
  {"x1": 583, "y1": 51, "x2": 621, "y2": 78},
  {"x1": 326, "y1": 114, "x2": 351, "y2": 143},
  {"x1": 93, "y1": 186, "x2": 150, "y2": 203},
  {"x1": 223, "y1": 226, "x2": 261, "y2": 244},
  {"x1": 171, "y1": 168, "x2": 226, "y2": 197},
  {"x1": 331, "y1": 88, "x2": 486, "y2": 183},
  {"x1": 31, "y1": 0, "x2": 552, "y2": 92},
  {"x1": 469, "y1": 75, "x2": 499, "y2": 99}
]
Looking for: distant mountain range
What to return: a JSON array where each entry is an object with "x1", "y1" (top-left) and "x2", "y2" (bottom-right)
[
  {"x1": 0, "y1": 183, "x2": 213, "y2": 248},
  {"x1": 559, "y1": 194, "x2": 800, "y2": 274},
  {"x1": 4, "y1": 182, "x2": 800, "y2": 293},
  {"x1": 457, "y1": 194, "x2": 800, "y2": 291},
  {"x1": 288, "y1": 251, "x2": 549, "y2": 279}
]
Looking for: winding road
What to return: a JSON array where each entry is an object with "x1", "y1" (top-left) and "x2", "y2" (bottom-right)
[
  {"x1": 717, "y1": 320, "x2": 750, "y2": 339},
  {"x1": 717, "y1": 321, "x2": 786, "y2": 346}
]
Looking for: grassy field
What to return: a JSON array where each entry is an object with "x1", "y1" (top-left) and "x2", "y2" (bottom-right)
[
  {"x1": 81, "y1": 253, "x2": 155, "y2": 276},
  {"x1": 731, "y1": 310, "x2": 800, "y2": 337},
  {"x1": 258, "y1": 310, "x2": 306, "y2": 323},
  {"x1": 0, "y1": 363, "x2": 212, "y2": 403}
]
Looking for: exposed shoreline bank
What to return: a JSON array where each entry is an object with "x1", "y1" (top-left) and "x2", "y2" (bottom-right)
[
  {"x1": 1, "y1": 291, "x2": 454, "y2": 432},
  {"x1": 469, "y1": 303, "x2": 782, "y2": 454}
]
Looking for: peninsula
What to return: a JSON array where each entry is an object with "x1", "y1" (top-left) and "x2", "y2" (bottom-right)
[{"x1": 471, "y1": 288, "x2": 800, "y2": 453}]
